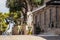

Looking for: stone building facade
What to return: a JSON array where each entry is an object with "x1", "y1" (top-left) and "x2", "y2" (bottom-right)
[{"x1": 32, "y1": 5, "x2": 60, "y2": 34}]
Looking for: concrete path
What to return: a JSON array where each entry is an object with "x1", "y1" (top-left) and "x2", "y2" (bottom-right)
[{"x1": 40, "y1": 36, "x2": 60, "y2": 40}]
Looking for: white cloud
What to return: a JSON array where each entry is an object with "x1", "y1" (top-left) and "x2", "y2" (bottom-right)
[{"x1": 0, "y1": 0, "x2": 9, "y2": 13}]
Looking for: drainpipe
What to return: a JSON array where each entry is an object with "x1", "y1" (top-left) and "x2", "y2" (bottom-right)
[
  {"x1": 56, "y1": 6, "x2": 58, "y2": 28},
  {"x1": 49, "y1": 7, "x2": 52, "y2": 28}
]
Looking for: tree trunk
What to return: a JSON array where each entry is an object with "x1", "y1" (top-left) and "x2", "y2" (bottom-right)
[{"x1": 0, "y1": 31, "x2": 2, "y2": 35}]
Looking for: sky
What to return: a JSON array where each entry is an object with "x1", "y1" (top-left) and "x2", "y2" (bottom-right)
[{"x1": 0, "y1": 0, "x2": 9, "y2": 13}]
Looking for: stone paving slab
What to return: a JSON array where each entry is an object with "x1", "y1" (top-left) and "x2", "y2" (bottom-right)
[{"x1": 0, "y1": 35, "x2": 46, "y2": 40}]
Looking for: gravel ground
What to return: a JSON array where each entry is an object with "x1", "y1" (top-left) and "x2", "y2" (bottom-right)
[{"x1": 0, "y1": 35, "x2": 46, "y2": 40}]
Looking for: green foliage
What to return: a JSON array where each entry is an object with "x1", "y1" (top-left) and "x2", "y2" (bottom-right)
[
  {"x1": 0, "y1": 13, "x2": 8, "y2": 32},
  {"x1": 28, "y1": 27, "x2": 32, "y2": 35},
  {"x1": 13, "y1": 12, "x2": 21, "y2": 20},
  {"x1": 33, "y1": 0, "x2": 42, "y2": 3},
  {"x1": 6, "y1": 0, "x2": 28, "y2": 13},
  {"x1": 0, "y1": 12, "x2": 22, "y2": 32},
  {"x1": 6, "y1": 0, "x2": 15, "y2": 8},
  {"x1": 33, "y1": 0, "x2": 44, "y2": 5}
]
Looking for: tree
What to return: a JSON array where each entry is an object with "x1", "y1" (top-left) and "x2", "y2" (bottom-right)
[
  {"x1": 6, "y1": 0, "x2": 44, "y2": 24},
  {"x1": 6, "y1": 0, "x2": 28, "y2": 24}
]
